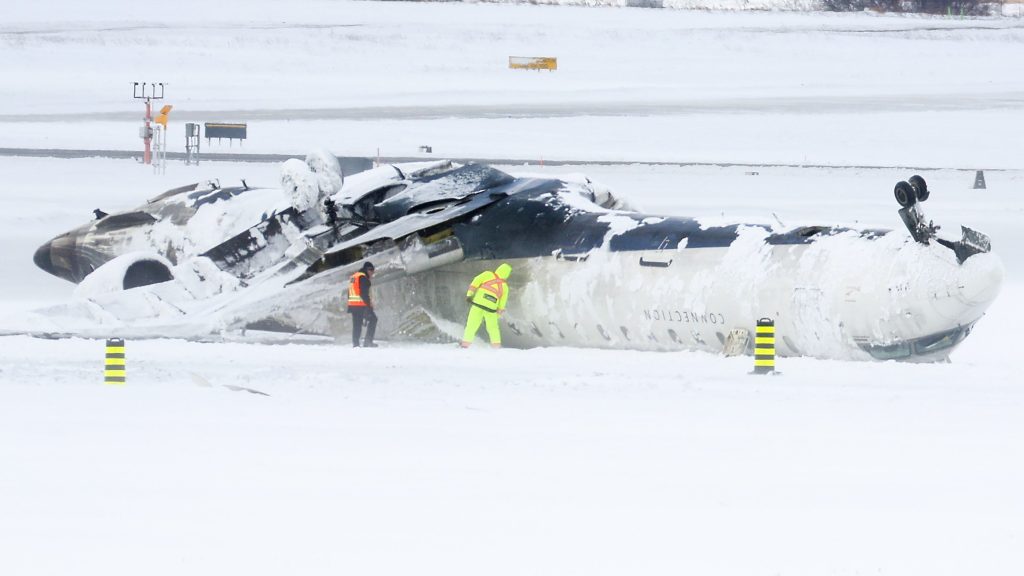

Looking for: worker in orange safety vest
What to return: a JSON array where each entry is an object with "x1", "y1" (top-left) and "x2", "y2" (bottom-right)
[
  {"x1": 347, "y1": 261, "x2": 377, "y2": 348},
  {"x1": 461, "y1": 263, "x2": 512, "y2": 348}
]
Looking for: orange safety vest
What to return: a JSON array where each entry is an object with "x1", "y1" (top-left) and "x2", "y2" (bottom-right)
[{"x1": 348, "y1": 271, "x2": 368, "y2": 307}]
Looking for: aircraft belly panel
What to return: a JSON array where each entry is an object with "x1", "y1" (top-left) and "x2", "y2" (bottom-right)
[
  {"x1": 407, "y1": 226, "x2": 1001, "y2": 361},
  {"x1": 27, "y1": 160, "x2": 1002, "y2": 362}
]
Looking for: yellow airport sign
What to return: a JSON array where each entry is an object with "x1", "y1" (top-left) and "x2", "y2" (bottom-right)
[
  {"x1": 509, "y1": 56, "x2": 557, "y2": 71},
  {"x1": 155, "y1": 104, "x2": 173, "y2": 126}
]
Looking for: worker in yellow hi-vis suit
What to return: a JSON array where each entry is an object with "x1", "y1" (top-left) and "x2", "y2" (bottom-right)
[{"x1": 461, "y1": 263, "x2": 512, "y2": 348}]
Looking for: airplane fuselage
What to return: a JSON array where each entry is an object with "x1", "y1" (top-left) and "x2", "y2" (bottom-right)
[{"x1": 29, "y1": 160, "x2": 1003, "y2": 362}]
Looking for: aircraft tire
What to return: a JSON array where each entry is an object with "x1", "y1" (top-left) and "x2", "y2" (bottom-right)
[
  {"x1": 894, "y1": 181, "x2": 916, "y2": 207},
  {"x1": 909, "y1": 175, "x2": 929, "y2": 202}
]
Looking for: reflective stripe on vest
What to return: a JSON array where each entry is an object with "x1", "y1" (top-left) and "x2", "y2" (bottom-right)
[
  {"x1": 472, "y1": 272, "x2": 505, "y2": 311},
  {"x1": 348, "y1": 271, "x2": 367, "y2": 307},
  {"x1": 481, "y1": 276, "x2": 505, "y2": 301}
]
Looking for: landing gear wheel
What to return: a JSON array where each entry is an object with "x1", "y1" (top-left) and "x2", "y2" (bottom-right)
[
  {"x1": 909, "y1": 175, "x2": 929, "y2": 202},
  {"x1": 895, "y1": 181, "x2": 917, "y2": 207}
]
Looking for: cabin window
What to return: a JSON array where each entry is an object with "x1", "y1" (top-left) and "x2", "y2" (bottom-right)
[
  {"x1": 667, "y1": 329, "x2": 681, "y2": 343},
  {"x1": 548, "y1": 322, "x2": 565, "y2": 339},
  {"x1": 620, "y1": 326, "x2": 630, "y2": 340},
  {"x1": 95, "y1": 211, "x2": 157, "y2": 231},
  {"x1": 597, "y1": 325, "x2": 611, "y2": 341},
  {"x1": 639, "y1": 256, "x2": 672, "y2": 268},
  {"x1": 530, "y1": 323, "x2": 544, "y2": 338}
]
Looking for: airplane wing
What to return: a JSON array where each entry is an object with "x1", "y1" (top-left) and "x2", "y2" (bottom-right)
[{"x1": 9, "y1": 162, "x2": 534, "y2": 341}]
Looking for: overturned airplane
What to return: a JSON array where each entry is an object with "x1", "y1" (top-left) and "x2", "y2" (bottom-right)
[{"x1": 28, "y1": 152, "x2": 1002, "y2": 361}]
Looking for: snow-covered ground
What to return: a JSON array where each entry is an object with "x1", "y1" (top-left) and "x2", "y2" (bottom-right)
[{"x1": 1, "y1": 2, "x2": 1023, "y2": 575}]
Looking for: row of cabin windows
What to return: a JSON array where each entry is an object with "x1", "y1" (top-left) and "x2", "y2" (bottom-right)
[
  {"x1": 507, "y1": 321, "x2": 799, "y2": 355},
  {"x1": 505, "y1": 321, "x2": 726, "y2": 347}
]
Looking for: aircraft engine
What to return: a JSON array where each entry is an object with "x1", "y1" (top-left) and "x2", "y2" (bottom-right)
[
  {"x1": 72, "y1": 252, "x2": 174, "y2": 298},
  {"x1": 280, "y1": 159, "x2": 320, "y2": 214},
  {"x1": 305, "y1": 148, "x2": 344, "y2": 196}
]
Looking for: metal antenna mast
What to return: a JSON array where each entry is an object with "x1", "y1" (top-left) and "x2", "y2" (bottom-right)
[{"x1": 132, "y1": 82, "x2": 165, "y2": 165}]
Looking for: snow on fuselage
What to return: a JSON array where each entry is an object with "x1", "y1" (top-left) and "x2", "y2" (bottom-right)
[
  {"x1": 34, "y1": 181, "x2": 292, "y2": 284},
  {"x1": 393, "y1": 242, "x2": 1001, "y2": 361},
  {"x1": 388, "y1": 186, "x2": 1003, "y2": 362},
  {"x1": 30, "y1": 160, "x2": 1003, "y2": 362}
]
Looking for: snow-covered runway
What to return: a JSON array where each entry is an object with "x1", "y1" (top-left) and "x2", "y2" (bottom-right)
[
  {"x1": 2, "y1": 153, "x2": 1021, "y2": 575},
  {"x1": 2, "y1": 327, "x2": 1021, "y2": 575}
]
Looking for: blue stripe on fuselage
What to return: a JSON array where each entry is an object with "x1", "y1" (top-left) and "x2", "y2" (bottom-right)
[{"x1": 453, "y1": 188, "x2": 887, "y2": 261}]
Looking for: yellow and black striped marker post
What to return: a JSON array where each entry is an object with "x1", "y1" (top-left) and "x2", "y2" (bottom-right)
[
  {"x1": 752, "y1": 318, "x2": 776, "y2": 375},
  {"x1": 104, "y1": 338, "x2": 126, "y2": 385}
]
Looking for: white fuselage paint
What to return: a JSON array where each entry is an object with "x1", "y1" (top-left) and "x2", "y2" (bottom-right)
[
  {"x1": 26, "y1": 162, "x2": 1004, "y2": 362},
  {"x1": 408, "y1": 227, "x2": 1003, "y2": 361}
]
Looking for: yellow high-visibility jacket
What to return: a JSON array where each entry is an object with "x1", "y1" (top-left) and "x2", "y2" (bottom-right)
[{"x1": 466, "y1": 264, "x2": 511, "y2": 312}]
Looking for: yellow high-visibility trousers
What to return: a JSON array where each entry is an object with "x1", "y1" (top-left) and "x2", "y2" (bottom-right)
[{"x1": 462, "y1": 305, "x2": 501, "y2": 345}]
